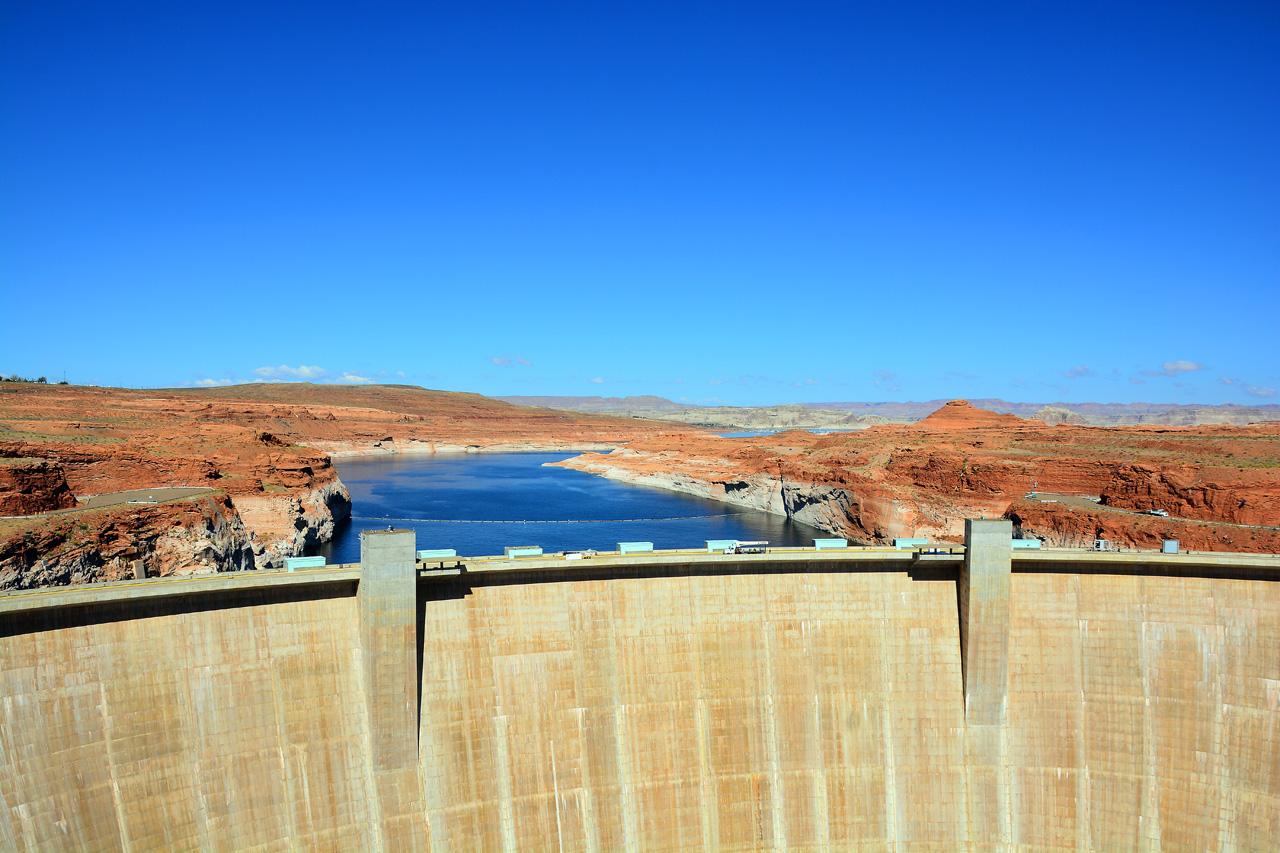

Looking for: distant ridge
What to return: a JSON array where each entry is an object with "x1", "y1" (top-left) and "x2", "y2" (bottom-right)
[
  {"x1": 496, "y1": 394, "x2": 1280, "y2": 428},
  {"x1": 804, "y1": 398, "x2": 1280, "y2": 424},
  {"x1": 498, "y1": 395, "x2": 690, "y2": 413}
]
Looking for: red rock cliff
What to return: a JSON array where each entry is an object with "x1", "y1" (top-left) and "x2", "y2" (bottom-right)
[{"x1": 0, "y1": 458, "x2": 77, "y2": 515}]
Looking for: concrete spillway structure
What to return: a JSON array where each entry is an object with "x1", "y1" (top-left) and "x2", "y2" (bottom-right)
[{"x1": 2, "y1": 526, "x2": 1278, "y2": 851}]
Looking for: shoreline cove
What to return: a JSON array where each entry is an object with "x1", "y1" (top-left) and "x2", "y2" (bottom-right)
[{"x1": 320, "y1": 452, "x2": 827, "y2": 561}]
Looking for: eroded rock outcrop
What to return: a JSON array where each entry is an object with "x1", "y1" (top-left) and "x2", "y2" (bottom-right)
[
  {"x1": 236, "y1": 477, "x2": 352, "y2": 568},
  {"x1": 0, "y1": 494, "x2": 256, "y2": 589},
  {"x1": 1033, "y1": 405, "x2": 1089, "y2": 426},
  {"x1": 0, "y1": 457, "x2": 77, "y2": 514}
]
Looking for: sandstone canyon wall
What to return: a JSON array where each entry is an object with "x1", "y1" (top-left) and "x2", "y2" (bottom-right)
[{"x1": 557, "y1": 401, "x2": 1280, "y2": 554}]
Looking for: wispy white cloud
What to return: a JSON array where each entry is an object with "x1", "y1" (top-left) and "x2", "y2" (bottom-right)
[
  {"x1": 252, "y1": 364, "x2": 328, "y2": 380},
  {"x1": 589, "y1": 377, "x2": 604, "y2": 384},
  {"x1": 1140, "y1": 360, "x2": 1206, "y2": 378},
  {"x1": 873, "y1": 370, "x2": 901, "y2": 392},
  {"x1": 1129, "y1": 377, "x2": 1145, "y2": 385},
  {"x1": 491, "y1": 355, "x2": 532, "y2": 367},
  {"x1": 1063, "y1": 365, "x2": 1094, "y2": 379},
  {"x1": 239, "y1": 364, "x2": 387, "y2": 385},
  {"x1": 1221, "y1": 377, "x2": 1277, "y2": 398},
  {"x1": 191, "y1": 377, "x2": 235, "y2": 387}
]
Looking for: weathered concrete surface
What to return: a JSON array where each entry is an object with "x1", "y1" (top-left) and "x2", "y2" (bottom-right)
[
  {"x1": 958, "y1": 520, "x2": 1014, "y2": 847},
  {"x1": 961, "y1": 519, "x2": 1013, "y2": 726},
  {"x1": 0, "y1": 549, "x2": 1277, "y2": 851},
  {"x1": 359, "y1": 529, "x2": 428, "y2": 849},
  {"x1": 0, "y1": 585, "x2": 375, "y2": 850}
]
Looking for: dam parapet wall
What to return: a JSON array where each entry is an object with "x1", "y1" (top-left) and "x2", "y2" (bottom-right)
[{"x1": 1, "y1": 536, "x2": 1277, "y2": 850}]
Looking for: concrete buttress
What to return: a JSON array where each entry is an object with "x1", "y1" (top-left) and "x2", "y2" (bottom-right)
[
  {"x1": 960, "y1": 518, "x2": 1013, "y2": 725},
  {"x1": 359, "y1": 529, "x2": 429, "y2": 848},
  {"x1": 961, "y1": 519, "x2": 1014, "y2": 848}
]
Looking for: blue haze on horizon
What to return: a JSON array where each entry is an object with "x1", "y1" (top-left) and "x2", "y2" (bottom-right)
[{"x1": 2, "y1": 2, "x2": 1277, "y2": 406}]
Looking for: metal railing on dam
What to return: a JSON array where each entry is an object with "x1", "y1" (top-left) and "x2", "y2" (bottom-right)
[{"x1": 1, "y1": 528, "x2": 1277, "y2": 851}]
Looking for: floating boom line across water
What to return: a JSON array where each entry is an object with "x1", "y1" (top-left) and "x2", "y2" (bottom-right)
[{"x1": 350, "y1": 513, "x2": 748, "y2": 524}]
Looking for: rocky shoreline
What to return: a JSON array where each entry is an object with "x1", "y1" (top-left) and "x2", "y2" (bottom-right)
[{"x1": 554, "y1": 453, "x2": 909, "y2": 543}]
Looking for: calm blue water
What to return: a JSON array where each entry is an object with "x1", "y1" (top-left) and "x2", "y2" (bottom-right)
[{"x1": 318, "y1": 452, "x2": 826, "y2": 562}]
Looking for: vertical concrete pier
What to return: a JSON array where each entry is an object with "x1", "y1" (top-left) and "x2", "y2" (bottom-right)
[
  {"x1": 960, "y1": 520, "x2": 1014, "y2": 846},
  {"x1": 359, "y1": 529, "x2": 428, "y2": 847},
  {"x1": 959, "y1": 519, "x2": 1012, "y2": 725}
]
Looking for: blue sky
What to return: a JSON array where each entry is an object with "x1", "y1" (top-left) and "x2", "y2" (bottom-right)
[{"x1": 2, "y1": 2, "x2": 1277, "y2": 406}]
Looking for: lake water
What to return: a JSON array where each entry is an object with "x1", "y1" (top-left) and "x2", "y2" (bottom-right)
[{"x1": 319, "y1": 452, "x2": 826, "y2": 562}]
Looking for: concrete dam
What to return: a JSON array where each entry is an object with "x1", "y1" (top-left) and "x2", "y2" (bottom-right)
[{"x1": 1, "y1": 523, "x2": 1277, "y2": 851}]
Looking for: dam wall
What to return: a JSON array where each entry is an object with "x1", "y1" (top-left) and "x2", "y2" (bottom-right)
[
  {"x1": 1, "y1": 533, "x2": 1277, "y2": 851},
  {"x1": 0, "y1": 577, "x2": 376, "y2": 850}
]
